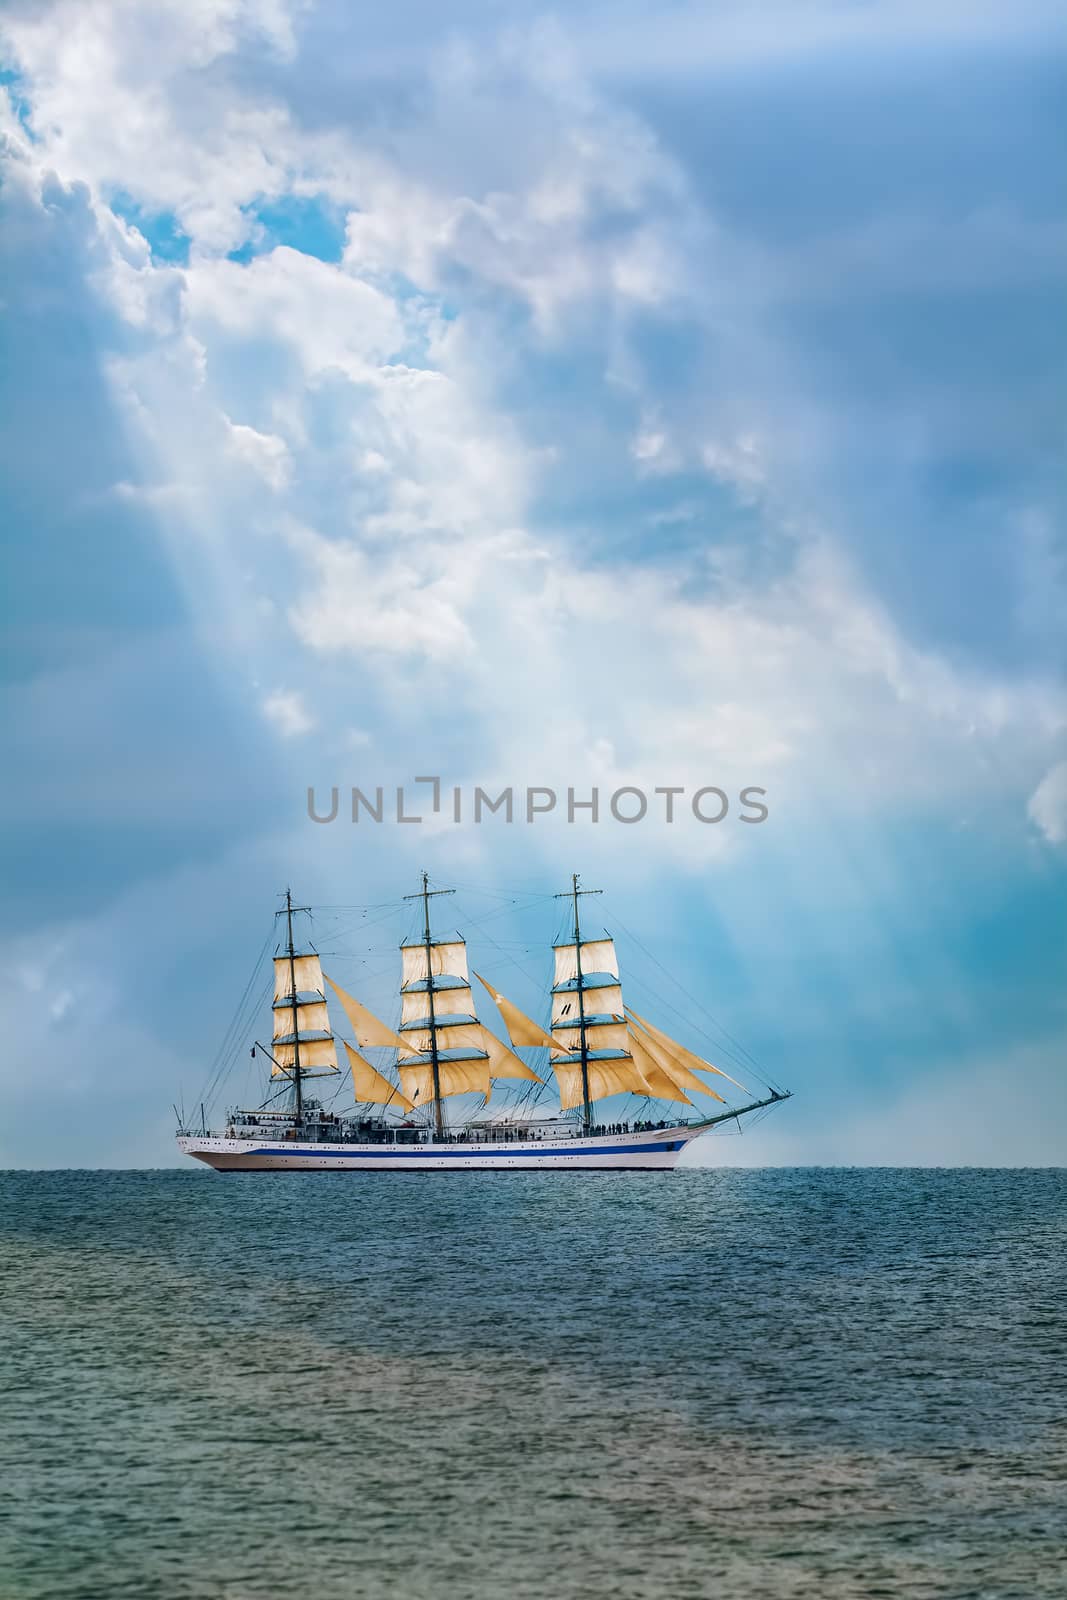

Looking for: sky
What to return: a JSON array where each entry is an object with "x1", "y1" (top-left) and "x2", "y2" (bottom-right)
[{"x1": 1, "y1": 0, "x2": 1064, "y2": 1167}]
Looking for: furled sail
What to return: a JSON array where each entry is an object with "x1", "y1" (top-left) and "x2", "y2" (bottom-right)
[
  {"x1": 324, "y1": 974, "x2": 407, "y2": 1051},
  {"x1": 400, "y1": 940, "x2": 469, "y2": 989},
  {"x1": 626, "y1": 1008, "x2": 748, "y2": 1093},
  {"x1": 271, "y1": 1037, "x2": 338, "y2": 1076},
  {"x1": 475, "y1": 975, "x2": 558, "y2": 1051},
  {"x1": 273, "y1": 952, "x2": 324, "y2": 1002},
  {"x1": 344, "y1": 1042, "x2": 414, "y2": 1111}
]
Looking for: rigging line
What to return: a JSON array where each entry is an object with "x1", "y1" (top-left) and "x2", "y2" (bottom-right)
[
  {"x1": 301, "y1": 901, "x2": 400, "y2": 912},
  {"x1": 625, "y1": 967, "x2": 765, "y2": 1085},
  {"x1": 323, "y1": 1071, "x2": 348, "y2": 1110},
  {"x1": 439, "y1": 881, "x2": 557, "y2": 899},
  {"x1": 607, "y1": 913, "x2": 775, "y2": 1084},
  {"x1": 453, "y1": 896, "x2": 560, "y2": 1117},
  {"x1": 311, "y1": 916, "x2": 393, "y2": 948},
  {"x1": 311, "y1": 905, "x2": 405, "y2": 929},
  {"x1": 204, "y1": 987, "x2": 274, "y2": 1119},
  {"x1": 199, "y1": 974, "x2": 272, "y2": 1116},
  {"x1": 453, "y1": 897, "x2": 553, "y2": 996},
  {"x1": 205, "y1": 974, "x2": 273, "y2": 1112},
  {"x1": 195, "y1": 925, "x2": 273, "y2": 1105},
  {"x1": 449, "y1": 901, "x2": 531, "y2": 931}
]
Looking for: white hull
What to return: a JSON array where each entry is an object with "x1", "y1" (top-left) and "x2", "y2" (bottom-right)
[{"x1": 177, "y1": 1125, "x2": 704, "y2": 1172}]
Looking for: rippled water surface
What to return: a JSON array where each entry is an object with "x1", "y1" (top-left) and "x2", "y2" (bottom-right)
[{"x1": 1, "y1": 1169, "x2": 1064, "y2": 1599}]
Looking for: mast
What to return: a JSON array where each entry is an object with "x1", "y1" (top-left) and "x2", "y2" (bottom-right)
[
  {"x1": 285, "y1": 886, "x2": 303, "y2": 1124},
  {"x1": 555, "y1": 872, "x2": 602, "y2": 1134},
  {"x1": 404, "y1": 871, "x2": 455, "y2": 1139}
]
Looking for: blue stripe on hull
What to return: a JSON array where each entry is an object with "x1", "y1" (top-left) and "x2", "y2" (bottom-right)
[{"x1": 248, "y1": 1139, "x2": 684, "y2": 1159}]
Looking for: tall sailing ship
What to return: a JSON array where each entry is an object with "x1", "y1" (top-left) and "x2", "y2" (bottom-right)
[{"x1": 176, "y1": 874, "x2": 790, "y2": 1171}]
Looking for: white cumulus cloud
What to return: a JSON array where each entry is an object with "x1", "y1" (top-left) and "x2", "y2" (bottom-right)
[
  {"x1": 1028, "y1": 760, "x2": 1067, "y2": 844},
  {"x1": 262, "y1": 688, "x2": 314, "y2": 737}
]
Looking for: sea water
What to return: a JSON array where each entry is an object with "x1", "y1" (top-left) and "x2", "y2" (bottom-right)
[{"x1": 1, "y1": 1169, "x2": 1064, "y2": 1599}]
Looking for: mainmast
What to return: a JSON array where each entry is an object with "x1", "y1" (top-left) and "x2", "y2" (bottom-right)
[
  {"x1": 555, "y1": 872, "x2": 602, "y2": 1133},
  {"x1": 404, "y1": 871, "x2": 455, "y2": 1138}
]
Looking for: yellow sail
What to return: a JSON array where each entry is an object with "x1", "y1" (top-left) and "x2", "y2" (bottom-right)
[
  {"x1": 475, "y1": 974, "x2": 558, "y2": 1052},
  {"x1": 272, "y1": 1000, "x2": 330, "y2": 1041},
  {"x1": 344, "y1": 1042, "x2": 414, "y2": 1111},
  {"x1": 628, "y1": 1023, "x2": 724, "y2": 1102},
  {"x1": 324, "y1": 974, "x2": 408, "y2": 1051},
  {"x1": 399, "y1": 986, "x2": 474, "y2": 1024},
  {"x1": 553, "y1": 939, "x2": 619, "y2": 986},
  {"x1": 478, "y1": 1027, "x2": 542, "y2": 1083},
  {"x1": 397, "y1": 1021, "x2": 486, "y2": 1058},
  {"x1": 271, "y1": 1037, "x2": 338, "y2": 1076},
  {"x1": 553, "y1": 1055, "x2": 651, "y2": 1112},
  {"x1": 552, "y1": 985, "x2": 624, "y2": 1025},
  {"x1": 400, "y1": 941, "x2": 469, "y2": 988},
  {"x1": 554, "y1": 1020, "x2": 629, "y2": 1054},
  {"x1": 273, "y1": 953, "x2": 324, "y2": 1001},
  {"x1": 626, "y1": 1008, "x2": 747, "y2": 1094},
  {"x1": 627, "y1": 1028, "x2": 695, "y2": 1106},
  {"x1": 398, "y1": 1056, "x2": 491, "y2": 1104}
]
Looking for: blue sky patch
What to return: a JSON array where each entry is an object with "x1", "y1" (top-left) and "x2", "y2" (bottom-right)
[{"x1": 230, "y1": 193, "x2": 347, "y2": 263}]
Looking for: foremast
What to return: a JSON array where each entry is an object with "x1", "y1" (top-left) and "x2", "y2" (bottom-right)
[{"x1": 261, "y1": 892, "x2": 340, "y2": 1120}]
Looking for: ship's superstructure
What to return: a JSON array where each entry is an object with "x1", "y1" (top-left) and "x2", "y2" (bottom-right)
[{"x1": 177, "y1": 875, "x2": 790, "y2": 1172}]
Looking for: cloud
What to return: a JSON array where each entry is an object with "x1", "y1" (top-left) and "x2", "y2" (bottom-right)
[
  {"x1": 4, "y1": 0, "x2": 1061, "y2": 844},
  {"x1": 224, "y1": 418, "x2": 292, "y2": 490},
  {"x1": 1028, "y1": 760, "x2": 1067, "y2": 844},
  {"x1": 1, "y1": 0, "x2": 1064, "y2": 1167},
  {"x1": 187, "y1": 248, "x2": 406, "y2": 379},
  {"x1": 700, "y1": 434, "x2": 764, "y2": 501},
  {"x1": 262, "y1": 687, "x2": 314, "y2": 737}
]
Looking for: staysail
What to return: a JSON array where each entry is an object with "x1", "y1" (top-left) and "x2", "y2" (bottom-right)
[
  {"x1": 475, "y1": 975, "x2": 558, "y2": 1051},
  {"x1": 325, "y1": 975, "x2": 408, "y2": 1051},
  {"x1": 344, "y1": 1042, "x2": 415, "y2": 1112},
  {"x1": 626, "y1": 1007, "x2": 747, "y2": 1094}
]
